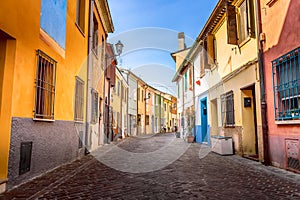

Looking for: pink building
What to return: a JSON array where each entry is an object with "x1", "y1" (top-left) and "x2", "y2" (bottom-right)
[{"x1": 261, "y1": 0, "x2": 300, "y2": 172}]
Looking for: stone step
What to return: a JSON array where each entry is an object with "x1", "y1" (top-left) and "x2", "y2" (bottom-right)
[{"x1": 0, "y1": 179, "x2": 7, "y2": 194}]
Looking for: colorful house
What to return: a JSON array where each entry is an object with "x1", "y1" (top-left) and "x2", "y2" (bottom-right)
[
  {"x1": 260, "y1": 0, "x2": 300, "y2": 171},
  {"x1": 120, "y1": 69, "x2": 138, "y2": 136},
  {"x1": 197, "y1": 0, "x2": 264, "y2": 160},
  {"x1": 145, "y1": 86, "x2": 156, "y2": 134},
  {"x1": 0, "y1": 0, "x2": 91, "y2": 190},
  {"x1": 111, "y1": 67, "x2": 128, "y2": 140},
  {"x1": 87, "y1": 0, "x2": 114, "y2": 151},
  {"x1": 171, "y1": 33, "x2": 193, "y2": 139},
  {"x1": 103, "y1": 43, "x2": 116, "y2": 143},
  {"x1": 179, "y1": 40, "x2": 211, "y2": 144}
]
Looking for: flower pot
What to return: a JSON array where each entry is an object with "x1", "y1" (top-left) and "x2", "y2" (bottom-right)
[{"x1": 187, "y1": 135, "x2": 194, "y2": 143}]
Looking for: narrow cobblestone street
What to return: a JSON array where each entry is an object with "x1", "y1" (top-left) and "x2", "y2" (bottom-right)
[{"x1": 1, "y1": 133, "x2": 300, "y2": 200}]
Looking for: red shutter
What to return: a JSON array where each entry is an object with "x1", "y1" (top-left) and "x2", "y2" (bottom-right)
[{"x1": 226, "y1": 4, "x2": 238, "y2": 45}]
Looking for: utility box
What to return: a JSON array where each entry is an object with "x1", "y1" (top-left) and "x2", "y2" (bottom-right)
[{"x1": 211, "y1": 136, "x2": 233, "y2": 155}]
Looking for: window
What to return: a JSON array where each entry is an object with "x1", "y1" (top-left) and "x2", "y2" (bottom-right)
[
  {"x1": 189, "y1": 67, "x2": 193, "y2": 91},
  {"x1": 76, "y1": 0, "x2": 85, "y2": 32},
  {"x1": 226, "y1": 1, "x2": 255, "y2": 45},
  {"x1": 146, "y1": 115, "x2": 150, "y2": 125},
  {"x1": 91, "y1": 89, "x2": 98, "y2": 124},
  {"x1": 92, "y1": 15, "x2": 98, "y2": 55},
  {"x1": 137, "y1": 114, "x2": 141, "y2": 126},
  {"x1": 34, "y1": 50, "x2": 57, "y2": 120},
  {"x1": 272, "y1": 47, "x2": 300, "y2": 120},
  {"x1": 237, "y1": 0, "x2": 255, "y2": 44},
  {"x1": 137, "y1": 88, "x2": 140, "y2": 101},
  {"x1": 74, "y1": 77, "x2": 84, "y2": 121},
  {"x1": 164, "y1": 103, "x2": 167, "y2": 111},
  {"x1": 221, "y1": 91, "x2": 235, "y2": 126},
  {"x1": 184, "y1": 71, "x2": 188, "y2": 92},
  {"x1": 142, "y1": 90, "x2": 144, "y2": 101},
  {"x1": 101, "y1": 37, "x2": 105, "y2": 69},
  {"x1": 117, "y1": 81, "x2": 120, "y2": 96}
]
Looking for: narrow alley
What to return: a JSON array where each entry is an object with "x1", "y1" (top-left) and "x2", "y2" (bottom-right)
[{"x1": 1, "y1": 133, "x2": 300, "y2": 199}]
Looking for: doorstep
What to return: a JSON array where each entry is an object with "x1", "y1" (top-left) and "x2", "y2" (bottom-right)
[{"x1": 0, "y1": 179, "x2": 7, "y2": 194}]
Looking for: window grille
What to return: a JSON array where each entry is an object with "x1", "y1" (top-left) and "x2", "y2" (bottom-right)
[
  {"x1": 34, "y1": 50, "x2": 57, "y2": 120},
  {"x1": 221, "y1": 91, "x2": 235, "y2": 126},
  {"x1": 75, "y1": 77, "x2": 84, "y2": 121},
  {"x1": 91, "y1": 89, "x2": 98, "y2": 123},
  {"x1": 272, "y1": 47, "x2": 300, "y2": 120}
]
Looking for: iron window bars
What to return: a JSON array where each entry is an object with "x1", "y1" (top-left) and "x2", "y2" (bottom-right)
[
  {"x1": 75, "y1": 77, "x2": 85, "y2": 122},
  {"x1": 272, "y1": 47, "x2": 300, "y2": 120},
  {"x1": 34, "y1": 50, "x2": 57, "y2": 120},
  {"x1": 221, "y1": 90, "x2": 235, "y2": 126}
]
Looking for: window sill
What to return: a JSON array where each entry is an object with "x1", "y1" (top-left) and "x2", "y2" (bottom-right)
[
  {"x1": 33, "y1": 118, "x2": 55, "y2": 122},
  {"x1": 75, "y1": 23, "x2": 85, "y2": 37},
  {"x1": 74, "y1": 120, "x2": 85, "y2": 124},
  {"x1": 224, "y1": 125, "x2": 235, "y2": 128},
  {"x1": 238, "y1": 37, "x2": 251, "y2": 48},
  {"x1": 275, "y1": 119, "x2": 300, "y2": 125}
]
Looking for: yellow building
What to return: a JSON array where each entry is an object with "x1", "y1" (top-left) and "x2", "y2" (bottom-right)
[
  {"x1": 196, "y1": 0, "x2": 263, "y2": 160},
  {"x1": 0, "y1": 0, "x2": 114, "y2": 191}
]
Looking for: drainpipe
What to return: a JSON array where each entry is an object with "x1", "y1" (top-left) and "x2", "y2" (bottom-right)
[
  {"x1": 85, "y1": 0, "x2": 94, "y2": 153},
  {"x1": 120, "y1": 78, "x2": 123, "y2": 139},
  {"x1": 182, "y1": 77, "x2": 185, "y2": 138},
  {"x1": 125, "y1": 71, "x2": 129, "y2": 136},
  {"x1": 144, "y1": 85, "x2": 148, "y2": 134},
  {"x1": 256, "y1": 0, "x2": 270, "y2": 165},
  {"x1": 192, "y1": 64, "x2": 196, "y2": 140}
]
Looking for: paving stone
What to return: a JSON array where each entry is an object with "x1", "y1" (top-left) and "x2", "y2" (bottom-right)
[{"x1": 1, "y1": 133, "x2": 300, "y2": 199}]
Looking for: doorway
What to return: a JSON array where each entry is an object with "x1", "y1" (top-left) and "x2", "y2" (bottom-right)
[
  {"x1": 201, "y1": 98, "x2": 208, "y2": 143},
  {"x1": 241, "y1": 85, "x2": 258, "y2": 159}
]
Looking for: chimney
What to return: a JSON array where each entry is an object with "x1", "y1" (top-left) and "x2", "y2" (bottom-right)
[{"x1": 178, "y1": 32, "x2": 185, "y2": 51}]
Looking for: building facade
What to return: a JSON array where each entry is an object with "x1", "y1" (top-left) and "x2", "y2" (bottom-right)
[
  {"x1": 0, "y1": 0, "x2": 116, "y2": 191},
  {"x1": 260, "y1": 0, "x2": 300, "y2": 172}
]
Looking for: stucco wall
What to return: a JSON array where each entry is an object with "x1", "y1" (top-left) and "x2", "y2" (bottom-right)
[
  {"x1": 261, "y1": 0, "x2": 300, "y2": 170},
  {"x1": 8, "y1": 118, "x2": 82, "y2": 189}
]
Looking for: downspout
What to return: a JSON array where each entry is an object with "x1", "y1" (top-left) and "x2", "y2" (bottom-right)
[
  {"x1": 120, "y1": 78, "x2": 123, "y2": 139},
  {"x1": 182, "y1": 77, "x2": 184, "y2": 138},
  {"x1": 159, "y1": 92, "x2": 162, "y2": 131},
  {"x1": 192, "y1": 64, "x2": 196, "y2": 140},
  {"x1": 136, "y1": 79, "x2": 139, "y2": 135},
  {"x1": 144, "y1": 85, "x2": 148, "y2": 134},
  {"x1": 256, "y1": 0, "x2": 270, "y2": 165},
  {"x1": 85, "y1": 0, "x2": 94, "y2": 152},
  {"x1": 126, "y1": 71, "x2": 129, "y2": 136}
]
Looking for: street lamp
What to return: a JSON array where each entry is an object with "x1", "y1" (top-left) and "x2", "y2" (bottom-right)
[
  {"x1": 144, "y1": 92, "x2": 151, "y2": 101},
  {"x1": 115, "y1": 40, "x2": 124, "y2": 56}
]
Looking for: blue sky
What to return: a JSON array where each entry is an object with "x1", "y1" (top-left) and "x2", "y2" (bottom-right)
[{"x1": 107, "y1": 0, "x2": 219, "y2": 94}]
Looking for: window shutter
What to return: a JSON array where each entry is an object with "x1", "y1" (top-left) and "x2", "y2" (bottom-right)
[
  {"x1": 247, "y1": 0, "x2": 256, "y2": 38},
  {"x1": 189, "y1": 67, "x2": 193, "y2": 91},
  {"x1": 207, "y1": 34, "x2": 215, "y2": 65},
  {"x1": 200, "y1": 47, "x2": 205, "y2": 77},
  {"x1": 226, "y1": 4, "x2": 238, "y2": 45}
]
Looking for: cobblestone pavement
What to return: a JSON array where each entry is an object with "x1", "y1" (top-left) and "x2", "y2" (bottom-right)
[{"x1": 1, "y1": 133, "x2": 300, "y2": 200}]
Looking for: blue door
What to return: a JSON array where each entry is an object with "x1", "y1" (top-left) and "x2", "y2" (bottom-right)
[{"x1": 201, "y1": 98, "x2": 208, "y2": 143}]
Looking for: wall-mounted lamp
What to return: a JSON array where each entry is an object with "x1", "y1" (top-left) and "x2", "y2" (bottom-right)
[{"x1": 144, "y1": 92, "x2": 151, "y2": 101}]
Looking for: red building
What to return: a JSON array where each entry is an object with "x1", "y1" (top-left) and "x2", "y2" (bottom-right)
[{"x1": 260, "y1": 0, "x2": 300, "y2": 172}]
